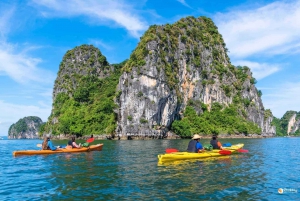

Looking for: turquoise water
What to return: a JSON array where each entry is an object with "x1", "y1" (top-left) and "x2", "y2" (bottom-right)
[{"x1": 0, "y1": 138, "x2": 299, "y2": 200}]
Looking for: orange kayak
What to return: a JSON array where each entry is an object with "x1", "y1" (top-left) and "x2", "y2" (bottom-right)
[{"x1": 13, "y1": 144, "x2": 103, "y2": 156}]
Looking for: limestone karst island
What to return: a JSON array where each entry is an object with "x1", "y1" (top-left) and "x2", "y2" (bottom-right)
[
  {"x1": 4, "y1": 0, "x2": 300, "y2": 199},
  {"x1": 8, "y1": 16, "x2": 299, "y2": 140}
]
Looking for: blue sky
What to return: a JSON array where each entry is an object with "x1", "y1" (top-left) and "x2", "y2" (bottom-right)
[{"x1": 1, "y1": 0, "x2": 300, "y2": 135}]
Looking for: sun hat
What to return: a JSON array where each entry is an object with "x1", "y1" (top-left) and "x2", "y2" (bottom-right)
[{"x1": 192, "y1": 134, "x2": 201, "y2": 140}]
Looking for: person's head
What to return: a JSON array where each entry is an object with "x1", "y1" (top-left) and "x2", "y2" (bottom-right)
[
  {"x1": 91, "y1": 135, "x2": 93, "y2": 138},
  {"x1": 46, "y1": 134, "x2": 51, "y2": 141},
  {"x1": 72, "y1": 136, "x2": 76, "y2": 142},
  {"x1": 212, "y1": 135, "x2": 217, "y2": 140},
  {"x1": 192, "y1": 134, "x2": 201, "y2": 141}
]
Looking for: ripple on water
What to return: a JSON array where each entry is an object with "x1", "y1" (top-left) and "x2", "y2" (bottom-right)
[{"x1": 1, "y1": 138, "x2": 300, "y2": 200}]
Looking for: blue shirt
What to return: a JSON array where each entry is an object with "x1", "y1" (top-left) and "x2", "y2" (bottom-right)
[
  {"x1": 47, "y1": 140, "x2": 57, "y2": 151},
  {"x1": 196, "y1": 142, "x2": 203, "y2": 151}
]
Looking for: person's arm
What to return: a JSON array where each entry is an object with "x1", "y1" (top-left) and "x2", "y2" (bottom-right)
[
  {"x1": 196, "y1": 142, "x2": 204, "y2": 152},
  {"x1": 72, "y1": 141, "x2": 80, "y2": 148},
  {"x1": 217, "y1": 141, "x2": 223, "y2": 149},
  {"x1": 47, "y1": 141, "x2": 57, "y2": 151}
]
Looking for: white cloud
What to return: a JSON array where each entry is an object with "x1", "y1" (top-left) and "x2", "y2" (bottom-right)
[
  {"x1": 89, "y1": 39, "x2": 113, "y2": 51},
  {"x1": 233, "y1": 60, "x2": 280, "y2": 80},
  {"x1": 261, "y1": 82, "x2": 300, "y2": 118},
  {"x1": 0, "y1": 7, "x2": 55, "y2": 84},
  {"x1": 215, "y1": 0, "x2": 300, "y2": 59},
  {"x1": 0, "y1": 100, "x2": 51, "y2": 134},
  {"x1": 177, "y1": 0, "x2": 191, "y2": 8},
  {"x1": 31, "y1": 0, "x2": 148, "y2": 37},
  {"x1": 0, "y1": 41, "x2": 55, "y2": 84},
  {"x1": 0, "y1": 5, "x2": 14, "y2": 38}
]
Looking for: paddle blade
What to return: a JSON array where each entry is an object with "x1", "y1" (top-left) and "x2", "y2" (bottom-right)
[
  {"x1": 37, "y1": 144, "x2": 42, "y2": 147},
  {"x1": 219, "y1": 150, "x2": 232, "y2": 155},
  {"x1": 238, "y1": 149, "x2": 249, "y2": 153},
  {"x1": 87, "y1": 138, "x2": 94, "y2": 143},
  {"x1": 166, "y1": 148, "x2": 179, "y2": 153}
]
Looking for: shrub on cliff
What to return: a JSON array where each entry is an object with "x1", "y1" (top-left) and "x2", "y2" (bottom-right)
[{"x1": 171, "y1": 103, "x2": 261, "y2": 138}]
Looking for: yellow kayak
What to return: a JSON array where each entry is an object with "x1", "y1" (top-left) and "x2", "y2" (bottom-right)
[
  {"x1": 158, "y1": 144, "x2": 244, "y2": 162},
  {"x1": 13, "y1": 144, "x2": 103, "y2": 156},
  {"x1": 213, "y1": 143, "x2": 244, "y2": 153}
]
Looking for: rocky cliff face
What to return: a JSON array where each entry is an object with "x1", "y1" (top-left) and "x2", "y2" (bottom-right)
[
  {"x1": 8, "y1": 116, "x2": 43, "y2": 139},
  {"x1": 290, "y1": 119, "x2": 300, "y2": 134},
  {"x1": 287, "y1": 113, "x2": 297, "y2": 134},
  {"x1": 285, "y1": 112, "x2": 300, "y2": 135},
  {"x1": 45, "y1": 45, "x2": 120, "y2": 136},
  {"x1": 53, "y1": 45, "x2": 113, "y2": 101},
  {"x1": 272, "y1": 110, "x2": 300, "y2": 136},
  {"x1": 116, "y1": 16, "x2": 275, "y2": 136},
  {"x1": 262, "y1": 109, "x2": 276, "y2": 135}
]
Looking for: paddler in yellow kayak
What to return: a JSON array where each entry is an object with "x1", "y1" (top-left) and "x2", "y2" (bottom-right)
[
  {"x1": 187, "y1": 134, "x2": 204, "y2": 153},
  {"x1": 210, "y1": 135, "x2": 223, "y2": 150}
]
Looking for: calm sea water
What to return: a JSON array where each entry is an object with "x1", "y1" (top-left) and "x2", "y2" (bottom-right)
[{"x1": 0, "y1": 138, "x2": 299, "y2": 200}]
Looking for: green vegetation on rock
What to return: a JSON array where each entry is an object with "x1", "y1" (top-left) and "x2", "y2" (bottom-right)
[
  {"x1": 44, "y1": 17, "x2": 274, "y2": 138},
  {"x1": 45, "y1": 65, "x2": 123, "y2": 136},
  {"x1": 271, "y1": 117, "x2": 285, "y2": 136},
  {"x1": 272, "y1": 111, "x2": 300, "y2": 136},
  {"x1": 123, "y1": 16, "x2": 229, "y2": 97},
  {"x1": 121, "y1": 16, "x2": 269, "y2": 137},
  {"x1": 171, "y1": 102, "x2": 261, "y2": 138},
  {"x1": 45, "y1": 45, "x2": 126, "y2": 136}
]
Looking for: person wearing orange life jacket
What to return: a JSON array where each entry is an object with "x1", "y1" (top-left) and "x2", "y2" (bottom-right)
[{"x1": 210, "y1": 135, "x2": 223, "y2": 150}]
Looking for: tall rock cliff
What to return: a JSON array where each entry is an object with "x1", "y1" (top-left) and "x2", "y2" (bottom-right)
[
  {"x1": 8, "y1": 116, "x2": 43, "y2": 139},
  {"x1": 53, "y1": 44, "x2": 113, "y2": 101},
  {"x1": 262, "y1": 109, "x2": 276, "y2": 134},
  {"x1": 45, "y1": 45, "x2": 122, "y2": 136},
  {"x1": 116, "y1": 16, "x2": 275, "y2": 136}
]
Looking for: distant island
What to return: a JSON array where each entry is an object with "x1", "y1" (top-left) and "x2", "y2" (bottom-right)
[
  {"x1": 8, "y1": 116, "x2": 44, "y2": 139},
  {"x1": 272, "y1": 111, "x2": 300, "y2": 136}
]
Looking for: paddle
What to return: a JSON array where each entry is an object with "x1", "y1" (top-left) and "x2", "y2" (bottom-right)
[
  {"x1": 166, "y1": 148, "x2": 178, "y2": 153},
  {"x1": 219, "y1": 150, "x2": 232, "y2": 155},
  {"x1": 86, "y1": 138, "x2": 94, "y2": 143},
  {"x1": 237, "y1": 149, "x2": 249, "y2": 153}
]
